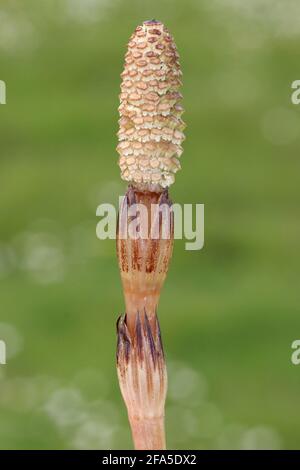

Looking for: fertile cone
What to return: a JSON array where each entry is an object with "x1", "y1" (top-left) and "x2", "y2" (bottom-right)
[{"x1": 117, "y1": 20, "x2": 185, "y2": 189}]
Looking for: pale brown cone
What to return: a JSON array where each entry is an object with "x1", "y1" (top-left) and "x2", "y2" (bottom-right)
[{"x1": 117, "y1": 20, "x2": 185, "y2": 189}]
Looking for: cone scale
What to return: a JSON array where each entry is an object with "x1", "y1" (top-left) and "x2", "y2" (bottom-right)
[{"x1": 116, "y1": 20, "x2": 185, "y2": 450}]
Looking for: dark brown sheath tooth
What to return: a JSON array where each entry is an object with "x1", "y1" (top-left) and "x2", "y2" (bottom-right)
[
  {"x1": 116, "y1": 314, "x2": 131, "y2": 364},
  {"x1": 144, "y1": 311, "x2": 157, "y2": 366},
  {"x1": 135, "y1": 311, "x2": 144, "y2": 360}
]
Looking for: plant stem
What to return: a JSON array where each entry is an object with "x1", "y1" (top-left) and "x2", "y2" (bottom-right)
[
  {"x1": 115, "y1": 19, "x2": 184, "y2": 449},
  {"x1": 129, "y1": 416, "x2": 166, "y2": 450}
]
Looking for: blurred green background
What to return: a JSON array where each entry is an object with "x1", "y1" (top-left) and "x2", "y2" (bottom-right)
[{"x1": 1, "y1": 0, "x2": 300, "y2": 450}]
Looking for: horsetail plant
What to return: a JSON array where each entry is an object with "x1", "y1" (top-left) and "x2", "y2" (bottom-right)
[{"x1": 116, "y1": 20, "x2": 185, "y2": 450}]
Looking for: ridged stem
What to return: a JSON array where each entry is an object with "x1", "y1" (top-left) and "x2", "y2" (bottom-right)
[
  {"x1": 116, "y1": 186, "x2": 173, "y2": 449},
  {"x1": 129, "y1": 416, "x2": 166, "y2": 450}
]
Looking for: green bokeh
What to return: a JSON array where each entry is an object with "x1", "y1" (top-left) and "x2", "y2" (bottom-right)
[{"x1": 0, "y1": 0, "x2": 300, "y2": 449}]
